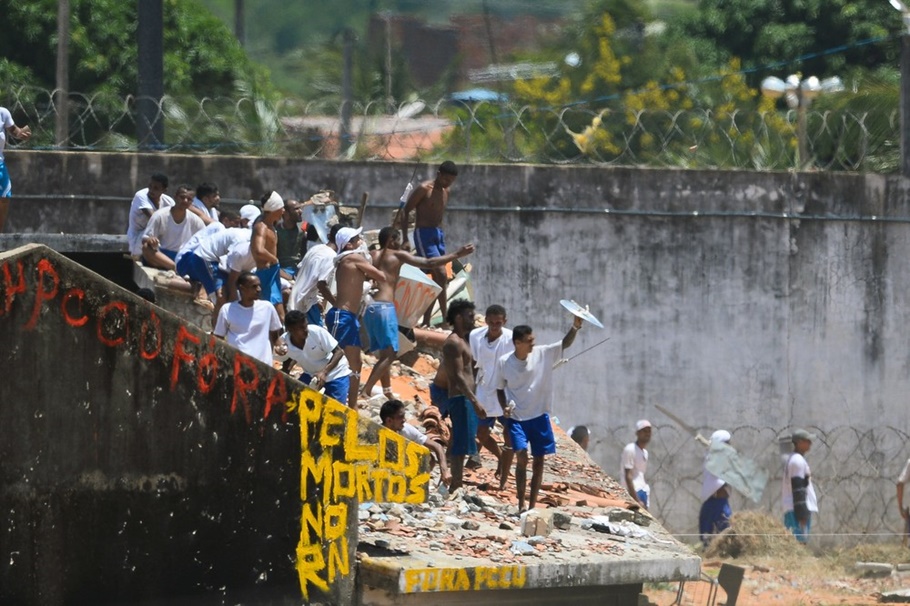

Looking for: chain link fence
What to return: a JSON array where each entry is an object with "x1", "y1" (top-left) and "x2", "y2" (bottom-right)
[
  {"x1": 4, "y1": 86, "x2": 899, "y2": 172},
  {"x1": 584, "y1": 423, "x2": 909, "y2": 547}
]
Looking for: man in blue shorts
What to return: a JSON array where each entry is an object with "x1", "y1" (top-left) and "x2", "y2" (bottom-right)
[
  {"x1": 0, "y1": 106, "x2": 30, "y2": 233},
  {"x1": 328, "y1": 226, "x2": 385, "y2": 408},
  {"x1": 496, "y1": 316, "x2": 583, "y2": 511},
  {"x1": 400, "y1": 160, "x2": 459, "y2": 327},
  {"x1": 277, "y1": 310, "x2": 352, "y2": 405},
  {"x1": 360, "y1": 226, "x2": 474, "y2": 399},
  {"x1": 252, "y1": 191, "x2": 287, "y2": 323},
  {"x1": 441, "y1": 299, "x2": 487, "y2": 491}
]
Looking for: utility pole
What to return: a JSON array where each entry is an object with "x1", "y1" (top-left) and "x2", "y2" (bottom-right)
[
  {"x1": 55, "y1": 0, "x2": 70, "y2": 148},
  {"x1": 903, "y1": 30, "x2": 910, "y2": 177},
  {"x1": 137, "y1": 0, "x2": 164, "y2": 149},
  {"x1": 340, "y1": 28, "x2": 355, "y2": 155},
  {"x1": 234, "y1": 0, "x2": 245, "y2": 47}
]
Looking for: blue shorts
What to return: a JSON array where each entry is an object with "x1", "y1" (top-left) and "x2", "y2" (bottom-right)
[
  {"x1": 282, "y1": 265, "x2": 298, "y2": 279},
  {"x1": 429, "y1": 383, "x2": 449, "y2": 416},
  {"x1": 478, "y1": 416, "x2": 500, "y2": 429},
  {"x1": 364, "y1": 301, "x2": 399, "y2": 352},
  {"x1": 306, "y1": 303, "x2": 324, "y2": 327},
  {"x1": 176, "y1": 251, "x2": 222, "y2": 295},
  {"x1": 141, "y1": 247, "x2": 178, "y2": 267},
  {"x1": 447, "y1": 395, "x2": 478, "y2": 457},
  {"x1": 414, "y1": 227, "x2": 446, "y2": 258},
  {"x1": 0, "y1": 161, "x2": 11, "y2": 197},
  {"x1": 506, "y1": 413, "x2": 556, "y2": 458},
  {"x1": 256, "y1": 264, "x2": 282, "y2": 305},
  {"x1": 326, "y1": 308, "x2": 361, "y2": 348},
  {"x1": 784, "y1": 510, "x2": 811, "y2": 543},
  {"x1": 637, "y1": 490, "x2": 649, "y2": 509},
  {"x1": 302, "y1": 373, "x2": 350, "y2": 405}
]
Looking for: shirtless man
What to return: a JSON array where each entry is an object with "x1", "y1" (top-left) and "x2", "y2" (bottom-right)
[
  {"x1": 328, "y1": 226, "x2": 385, "y2": 408},
  {"x1": 252, "y1": 191, "x2": 286, "y2": 322},
  {"x1": 360, "y1": 226, "x2": 475, "y2": 398},
  {"x1": 401, "y1": 160, "x2": 459, "y2": 327},
  {"x1": 441, "y1": 299, "x2": 486, "y2": 491}
]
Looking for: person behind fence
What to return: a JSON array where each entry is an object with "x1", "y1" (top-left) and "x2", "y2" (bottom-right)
[
  {"x1": 897, "y1": 455, "x2": 910, "y2": 546},
  {"x1": 400, "y1": 160, "x2": 459, "y2": 327},
  {"x1": 782, "y1": 428, "x2": 818, "y2": 543},
  {"x1": 621, "y1": 420, "x2": 652, "y2": 509},
  {"x1": 0, "y1": 105, "x2": 30, "y2": 233},
  {"x1": 699, "y1": 429, "x2": 733, "y2": 546},
  {"x1": 276, "y1": 310, "x2": 351, "y2": 404},
  {"x1": 380, "y1": 399, "x2": 451, "y2": 487}
]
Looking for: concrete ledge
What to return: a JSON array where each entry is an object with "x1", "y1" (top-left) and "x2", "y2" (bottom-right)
[{"x1": 0, "y1": 233, "x2": 127, "y2": 253}]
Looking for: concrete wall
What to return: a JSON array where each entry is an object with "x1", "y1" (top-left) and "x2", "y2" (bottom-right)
[
  {"x1": 9, "y1": 151, "x2": 910, "y2": 544},
  {"x1": 0, "y1": 244, "x2": 432, "y2": 604}
]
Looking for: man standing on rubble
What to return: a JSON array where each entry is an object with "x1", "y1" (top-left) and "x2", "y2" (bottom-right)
[
  {"x1": 400, "y1": 160, "x2": 459, "y2": 327},
  {"x1": 700, "y1": 429, "x2": 733, "y2": 545},
  {"x1": 621, "y1": 420, "x2": 652, "y2": 510},
  {"x1": 782, "y1": 429, "x2": 818, "y2": 543},
  {"x1": 441, "y1": 300, "x2": 487, "y2": 491},
  {"x1": 329, "y1": 226, "x2": 385, "y2": 408},
  {"x1": 360, "y1": 226, "x2": 474, "y2": 400},
  {"x1": 496, "y1": 317, "x2": 583, "y2": 512},
  {"x1": 469, "y1": 304, "x2": 513, "y2": 478}
]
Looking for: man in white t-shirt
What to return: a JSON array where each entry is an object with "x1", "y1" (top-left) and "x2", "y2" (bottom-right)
[
  {"x1": 495, "y1": 316, "x2": 583, "y2": 511},
  {"x1": 176, "y1": 226, "x2": 251, "y2": 305},
  {"x1": 782, "y1": 428, "x2": 818, "y2": 543},
  {"x1": 380, "y1": 399, "x2": 450, "y2": 486},
  {"x1": 213, "y1": 271, "x2": 282, "y2": 365},
  {"x1": 897, "y1": 456, "x2": 910, "y2": 545},
  {"x1": 188, "y1": 182, "x2": 221, "y2": 226},
  {"x1": 469, "y1": 304, "x2": 514, "y2": 478},
  {"x1": 275, "y1": 310, "x2": 351, "y2": 404},
  {"x1": 621, "y1": 420, "x2": 652, "y2": 509},
  {"x1": 141, "y1": 185, "x2": 205, "y2": 270},
  {"x1": 289, "y1": 224, "x2": 341, "y2": 327},
  {"x1": 127, "y1": 173, "x2": 175, "y2": 257},
  {"x1": 0, "y1": 106, "x2": 31, "y2": 232}
]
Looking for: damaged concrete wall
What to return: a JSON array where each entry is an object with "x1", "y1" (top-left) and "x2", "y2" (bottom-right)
[
  {"x1": 0, "y1": 244, "x2": 433, "y2": 604},
  {"x1": 9, "y1": 151, "x2": 910, "y2": 543}
]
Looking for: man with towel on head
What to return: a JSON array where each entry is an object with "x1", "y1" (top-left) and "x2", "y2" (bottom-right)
[
  {"x1": 252, "y1": 191, "x2": 286, "y2": 323},
  {"x1": 699, "y1": 429, "x2": 733, "y2": 546},
  {"x1": 327, "y1": 226, "x2": 385, "y2": 408}
]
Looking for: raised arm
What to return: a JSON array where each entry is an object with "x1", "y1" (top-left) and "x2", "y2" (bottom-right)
[
  {"x1": 395, "y1": 244, "x2": 475, "y2": 270},
  {"x1": 561, "y1": 315, "x2": 583, "y2": 349},
  {"x1": 351, "y1": 255, "x2": 385, "y2": 283}
]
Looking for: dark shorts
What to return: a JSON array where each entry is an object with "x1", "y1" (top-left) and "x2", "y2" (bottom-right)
[
  {"x1": 326, "y1": 308, "x2": 361, "y2": 348},
  {"x1": 256, "y1": 264, "x2": 282, "y2": 305},
  {"x1": 306, "y1": 303, "x2": 324, "y2": 327},
  {"x1": 699, "y1": 496, "x2": 731, "y2": 545},
  {"x1": 429, "y1": 383, "x2": 449, "y2": 416},
  {"x1": 414, "y1": 227, "x2": 446, "y2": 258},
  {"x1": 447, "y1": 395, "x2": 479, "y2": 457},
  {"x1": 176, "y1": 251, "x2": 222, "y2": 295},
  {"x1": 505, "y1": 413, "x2": 556, "y2": 458},
  {"x1": 363, "y1": 301, "x2": 399, "y2": 352},
  {"x1": 478, "y1": 415, "x2": 501, "y2": 429}
]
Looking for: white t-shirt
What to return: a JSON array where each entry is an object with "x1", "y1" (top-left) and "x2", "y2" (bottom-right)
[
  {"x1": 469, "y1": 326, "x2": 514, "y2": 416},
  {"x1": 127, "y1": 188, "x2": 175, "y2": 256},
  {"x1": 192, "y1": 197, "x2": 219, "y2": 221},
  {"x1": 224, "y1": 240, "x2": 257, "y2": 273},
  {"x1": 180, "y1": 227, "x2": 250, "y2": 262},
  {"x1": 400, "y1": 422, "x2": 427, "y2": 445},
  {"x1": 494, "y1": 341, "x2": 563, "y2": 421},
  {"x1": 276, "y1": 325, "x2": 351, "y2": 382},
  {"x1": 899, "y1": 458, "x2": 910, "y2": 484},
  {"x1": 701, "y1": 461, "x2": 726, "y2": 502},
  {"x1": 290, "y1": 244, "x2": 336, "y2": 311},
  {"x1": 142, "y1": 207, "x2": 204, "y2": 253},
  {"x1": 214, "y1": 300, "x2": 282, "y2": 365},
  {"x1": 621, "y1": 442, "x2": 650, "y2": 496},
  {"x1": 781, "y1": 452, "x2": 818, "y2": 513},
  {"x1": 0, "y1": 107, "x2": 15, "y2": 160}
]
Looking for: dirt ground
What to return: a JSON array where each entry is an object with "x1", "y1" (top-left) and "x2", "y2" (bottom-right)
[{"x1": 644, "y1": 513, "x2": 910, "y2": 606}]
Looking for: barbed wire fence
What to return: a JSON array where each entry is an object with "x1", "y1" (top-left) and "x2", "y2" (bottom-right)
[
  {"x1": 3, "y1": 86, "x2": 900, "y2": 173},
  {"x1": 584, "y1": 423, "x2": 910, "y2": 548}
]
